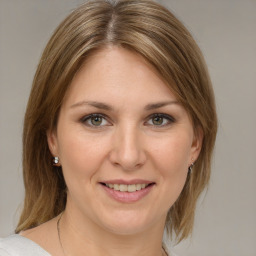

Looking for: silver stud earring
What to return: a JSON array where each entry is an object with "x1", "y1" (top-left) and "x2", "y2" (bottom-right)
[{"x1": 53, "y1": 156, "x2": 60, "y2": 166}]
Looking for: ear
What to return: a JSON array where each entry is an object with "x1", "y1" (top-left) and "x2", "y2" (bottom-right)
[
  {"x1": 190, "y1": 126, "x2": 204, "y2": 163},
  {"x1": 47, "y1": 129, "x2": 59, "y2": 157}
]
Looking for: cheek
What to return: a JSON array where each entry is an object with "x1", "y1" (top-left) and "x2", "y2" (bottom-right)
[
  {"x1": 57, "y1": 129, "x2": 109, "y2": 183},
  {"x1": 150, "y1": 132, "x2": 192, "y2": 199},
  {"x1": 152, "y1": 135, "x2": 191, "y2": 207},
  {"x1": 153, "y1": 133, "x2": 192, "y2": 170}
]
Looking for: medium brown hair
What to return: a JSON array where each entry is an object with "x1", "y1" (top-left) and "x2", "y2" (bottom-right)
[{"x1": 16, "y1": 0, "x2": 217, "y2": 242}]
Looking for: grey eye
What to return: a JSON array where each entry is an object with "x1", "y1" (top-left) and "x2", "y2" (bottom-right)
[
  {"x1": 152, "y1": 116, "x2": 164, "y2": 125},
  {"x1": 90, "y1": 116, "x2": 103, "y2": 126},
  {"x1": 81, "y1": 114, "x2": 109, "y2": 127},
  {"x1": 147, "y1": 114, "x2": 175, "y2": 127}
]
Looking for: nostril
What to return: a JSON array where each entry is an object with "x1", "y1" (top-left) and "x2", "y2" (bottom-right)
[{"x1": 108, "y1": 142, "x2": 147, "y2": 171}]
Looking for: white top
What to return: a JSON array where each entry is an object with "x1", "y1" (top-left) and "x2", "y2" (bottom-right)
[
  {"x1": 0, "y1": 235, "x2": 50, "y2": 256},
  {"x1": 0, "y1": 234, "x2": 177, "y2": 256}
]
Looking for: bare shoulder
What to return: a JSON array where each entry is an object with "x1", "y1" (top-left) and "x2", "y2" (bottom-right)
[
  {"x1": 21, "y1": 217, "x2": 57, "y2": 238},
  {"x1": 20, "y1": 216, "x2": 61, "y2": 255}
]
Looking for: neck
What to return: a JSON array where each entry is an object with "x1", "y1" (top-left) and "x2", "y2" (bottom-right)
[{"x1": 58, "y1": 208, "x2": 167, "y2": 256}]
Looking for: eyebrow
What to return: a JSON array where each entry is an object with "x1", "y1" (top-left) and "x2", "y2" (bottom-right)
[
  {"x1": 70, "y1": 100, "x2": 179, "y2": 111},
  {"x1": 70, "y1": 101, "x2": 113, "y2": 111},
  {"x1": 144, "y1": 101, "x2": 179, "y2": 110}
]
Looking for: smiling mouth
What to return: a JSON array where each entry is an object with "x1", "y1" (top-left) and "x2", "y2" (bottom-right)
[{"x1": 100, "y1": 183, "x2": 154, "y2": 192}]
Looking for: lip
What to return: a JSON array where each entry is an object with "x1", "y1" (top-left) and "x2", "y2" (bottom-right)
[
  {"x1": 99, "y1": 179, "x2": 155, "y2": 203},
  {"x1": 100, "y1": 179, "x2": 153, "y2": 185}
]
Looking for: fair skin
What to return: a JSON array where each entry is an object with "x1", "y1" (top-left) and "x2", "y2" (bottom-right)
[{"x1": 22, "y1": 47, "x2": 202, "y2": 256}]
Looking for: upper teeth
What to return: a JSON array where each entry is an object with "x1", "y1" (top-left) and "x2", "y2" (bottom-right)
[{"x1": 106, "y1": 183, "x2": 147, "y2": 192}]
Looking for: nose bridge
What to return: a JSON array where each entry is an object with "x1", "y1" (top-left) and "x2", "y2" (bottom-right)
[{"x1": 109, "y1": 123, "x2": 146, "y2": 170}]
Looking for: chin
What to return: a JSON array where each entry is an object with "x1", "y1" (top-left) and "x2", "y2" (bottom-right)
[
  {"x1": 103, "y1": 222, "x2": 149, "y2": 236},
  {"x1": 97, "y1": 210, "x2": 162, "y2": 236}
]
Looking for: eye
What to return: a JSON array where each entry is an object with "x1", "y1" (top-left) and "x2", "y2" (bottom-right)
[
  {"x1": 146, "y1": 114, "x2": 175, "y2": 127},
  {"x1": 81, "y1": 114, "x2": 110, "y2": 127}
]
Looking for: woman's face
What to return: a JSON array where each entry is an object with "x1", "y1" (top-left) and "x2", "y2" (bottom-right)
[{"x1": 48, "y1": 47, "x2": 202, "y2": 235}]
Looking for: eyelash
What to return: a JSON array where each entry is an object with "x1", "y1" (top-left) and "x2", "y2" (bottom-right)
[
  {"x1": 80, "y1": 113, "x2": 110, "y2": 128},
  {"x1": 146, "y1": 113, "x2": 176, "y2": 127},
  {"x1": 80, "y1": 113, "x2": 176, "y2": 128}
]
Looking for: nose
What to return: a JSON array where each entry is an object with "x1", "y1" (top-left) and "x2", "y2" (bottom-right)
[{"x1": 109, "y1": 125, "x2": 147, "y2": 171}]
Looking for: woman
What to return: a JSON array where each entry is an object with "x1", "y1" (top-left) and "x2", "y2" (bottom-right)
[{"x1": 0, "y1": 0, "x2": 217, "y2": 255}]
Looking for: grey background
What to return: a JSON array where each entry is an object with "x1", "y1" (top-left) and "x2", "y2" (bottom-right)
[{"x1": 0, "y1": 0, "x2": 255, "y2": 255}]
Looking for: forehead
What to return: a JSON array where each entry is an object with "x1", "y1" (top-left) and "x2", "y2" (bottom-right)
[{"x1": 62, "y1": 46, "x2": 177, "y2": 108}]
